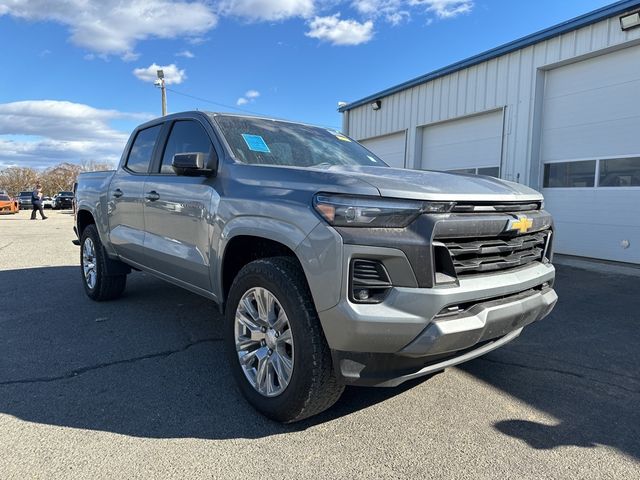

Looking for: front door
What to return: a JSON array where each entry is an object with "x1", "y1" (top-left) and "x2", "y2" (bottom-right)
[
  {"x1": 108, "y1": 124, "x2": 162, "y2": 262},
  {"x1": 143, "y1": 119, "x2": 218, "y2": 290}
]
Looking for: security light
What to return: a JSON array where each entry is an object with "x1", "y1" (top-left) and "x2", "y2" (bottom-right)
[
  {"x1": 157, "y1": 69, "x2": 165, "y2": 79},
  {"x1": 620, "y1": 11, "x2": 640, "y2": 30},
  {"x1": 371, "y1": 100, "x2": 382, "y2": 111}
]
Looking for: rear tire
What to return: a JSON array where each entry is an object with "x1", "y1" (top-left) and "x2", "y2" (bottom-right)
[
  {"x1": 80, "y1": 224, "x2": 127, "y2": 301},
  {"x1": 225, "y1": 257, "x2": 344, "y2": 423}
]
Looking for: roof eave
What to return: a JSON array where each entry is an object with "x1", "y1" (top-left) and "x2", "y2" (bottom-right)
[{"x1": 338, "y1": 0, "x2": 640, "y2": 113}]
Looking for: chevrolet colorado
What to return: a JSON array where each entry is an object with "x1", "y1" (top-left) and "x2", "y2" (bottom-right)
[{"x1": 75, "y1": 111, "x2": 557, "y2": 422}]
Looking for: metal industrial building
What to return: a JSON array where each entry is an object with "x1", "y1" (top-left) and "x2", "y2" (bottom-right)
[{"x1": 339, "y1": 0, "x2": 640, "y2": 264}]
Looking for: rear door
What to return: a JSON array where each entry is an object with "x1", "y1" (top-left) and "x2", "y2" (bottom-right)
[
  {"x1": 142, "y1": 117, "x2": 219, "y2": 290},
  {"x1": 108, "y1": 123, "x2": 162, "y2": 263}
]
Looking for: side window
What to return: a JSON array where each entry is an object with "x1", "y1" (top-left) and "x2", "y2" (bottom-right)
[
  {"x1": 160, "y1": 120, "x2": 214, "y2": 174},
  {"x1": 126, "y1": 125, "x2": 162, "y2": 173}
]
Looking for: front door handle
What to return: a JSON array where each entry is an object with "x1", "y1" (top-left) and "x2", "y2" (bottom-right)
[
  {"x1": 112, "y1": 188, "x2": 123, "y2": 198},
  {"x1": 145, "y1": 191, "x2": 160, "y2": 201}
]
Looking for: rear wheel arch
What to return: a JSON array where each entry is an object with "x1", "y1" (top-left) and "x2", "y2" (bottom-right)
[{"x1": 76, "y1": 209, "x2": 96, "y2": 238}]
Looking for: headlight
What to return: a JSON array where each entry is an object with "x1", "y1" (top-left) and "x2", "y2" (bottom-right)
[{"x1": 313, "y1": 194, "x2": 454, "y2": 228}]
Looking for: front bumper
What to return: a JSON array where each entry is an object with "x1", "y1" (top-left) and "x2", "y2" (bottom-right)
[
  {"x1": 317, "y1": 245, "x2": 556, "y2": 386},
  {"x1": 399, "y1": 285, "x2": 557, "y2": 357},
  {"x1": 318, "y1": 245, "x2": 556, "y2": 353}
]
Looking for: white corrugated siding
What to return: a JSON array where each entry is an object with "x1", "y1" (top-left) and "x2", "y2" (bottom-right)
[
  {"x1": 360, "y1": 131, "x2": 406, "y2": 168},
  {"x1": 346, "y1": 16, "x2": 640, "y2": 186},
  {"x1": 420, "y1": 110, "x2": 503, "y2": 171},
  {"x1": 541, "y1": 45, "x2": 640, "y2": 263}
]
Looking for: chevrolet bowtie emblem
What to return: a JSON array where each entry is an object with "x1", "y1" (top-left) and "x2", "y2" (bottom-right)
[{"x1": 507, "y1": 215, "x2": 533, "y2": 234}]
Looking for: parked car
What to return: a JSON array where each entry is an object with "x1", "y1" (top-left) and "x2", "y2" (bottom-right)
[
  {"x1": 42, "y1": 196, "x2": 54, "y2": 209},
  {"x1": 0, "y1": 193, "x2": 19, "y2": 214},
  {"x1": 75, "y1": 111, "x2": 557, "y2": 423},
  {"x1": 53, "y1": 191, "x2": 74, "y2": 209},
  {"x1": 17, "y1": 191, "x2": 33, "y2": 209}
]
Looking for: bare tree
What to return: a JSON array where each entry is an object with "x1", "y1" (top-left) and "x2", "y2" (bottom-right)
[
  {"x1": 0, "y1": 167, "x2": 39, "y2": 197},
  {"x1": 40, "y1": 163, "x2": 82, "y2": 196},
  {"x1": 1, "y1": 160, "x2": 116, "y2": 198}
]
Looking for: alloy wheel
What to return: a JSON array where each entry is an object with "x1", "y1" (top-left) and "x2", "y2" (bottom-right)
[{"x1": 234, "y1": 287, "x2": 294, "y2": 397}]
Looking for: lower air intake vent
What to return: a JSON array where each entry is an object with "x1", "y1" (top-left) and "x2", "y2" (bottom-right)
[{"x1": 350, "y1": 259, "x2": 392, "y2": 304}]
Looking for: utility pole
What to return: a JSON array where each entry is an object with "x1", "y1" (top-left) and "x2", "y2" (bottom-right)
[{"x1": 155, "y1": 69, "x2": 167, "y2": 116}]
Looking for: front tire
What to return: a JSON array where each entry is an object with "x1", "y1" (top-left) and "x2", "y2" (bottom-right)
[
  {"x1": 80, "y1": 224, "x2": 127, "y2": 301},
  {"x1": 225, "y1": 257, "x2": 344, "y2": 423}
]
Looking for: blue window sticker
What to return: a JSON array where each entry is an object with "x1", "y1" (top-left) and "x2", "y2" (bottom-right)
[{"x1": 241, "y1": 134, "x2": 271, "y2": 153}]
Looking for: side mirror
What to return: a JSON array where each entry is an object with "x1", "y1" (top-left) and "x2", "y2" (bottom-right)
[{"x1": 172, "y1": 151, "x2": 218, "y2": 176}]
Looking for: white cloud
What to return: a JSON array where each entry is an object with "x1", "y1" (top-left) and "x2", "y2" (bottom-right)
[
  {"x1": 121, "y1": 51, "x2": 141, "y2": 62},
  {"x1": 351, "y1": 0, "x2": 472, "y2": 25},
  {"x1": 408, "y1": 0, "x2": 473, "y2": 18},
  {"x1": 236, "y1": 89, "x2": 261, "y2": 105},
  {"x1": 218, "y1": 0, "x2": 315, "y2": 22},
  {"x1": 0, "y1": 0, "x2": 474, "y2": 55},
  {"x1": 306, "y1": 14, "x2": 374, "y2": 46},
  {"x1": 0, "y1": 100, "x2": 152, "y2": 169},
  {"x1": 0, "y1": 0, "x2": 217, "y2": 58},
  {"x1": 133, "y1": 63, "x2": 187, "y2": 85}
]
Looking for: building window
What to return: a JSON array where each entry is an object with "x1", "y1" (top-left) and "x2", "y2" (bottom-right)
[
  {"x1": 477, "y1": 166, "x2": 500, "y2": 177},
  {"x1": 543, "y1": 160, "x2": 596, "y2": 188},
  {"x1": 599, "y1": 157, "x2": 640, "y2": 187},
  {"x1": 448, "y1": 166, "x2": 500, "y2": 178}
]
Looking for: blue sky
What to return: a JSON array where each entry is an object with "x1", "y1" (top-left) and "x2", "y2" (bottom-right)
[{"x1": 0, "y1": 0, "x2": 616, "y2": 168}]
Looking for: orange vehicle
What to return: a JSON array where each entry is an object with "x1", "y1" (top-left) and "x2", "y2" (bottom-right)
[{"x1": 0, "y1": 193, "x2": 19, "y2": 214}]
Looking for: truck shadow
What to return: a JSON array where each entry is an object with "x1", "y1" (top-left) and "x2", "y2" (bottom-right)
[
  {"x1": 459, "y1": 265, "x2": 640, "y2": 460},
  {"x1": 0, "y1": 266, "x2": 429, "y2": 439},
  {"x1": 2, "y1": 264, "x2": 637, "y2": 454}
]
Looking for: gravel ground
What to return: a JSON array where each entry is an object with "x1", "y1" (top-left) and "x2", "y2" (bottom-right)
[{"x1": 1, "y1": 209, "x2": 639, "y2": 479}]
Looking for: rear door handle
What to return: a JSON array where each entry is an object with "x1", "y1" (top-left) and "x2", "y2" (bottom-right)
[
  {"x1": 145, "y1": 191, "x2": 160, "y2": 201},
  {"x1": 112, "y1": 188, "x2": 123, "y2": 198}
]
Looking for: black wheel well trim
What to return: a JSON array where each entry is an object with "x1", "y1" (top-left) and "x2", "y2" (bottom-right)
[
  {"x1": 220, "y1": 235, "x2": 304, "y2": 308},
  {"x1": 76, "y1": 208, "x2": 96, "y2": 237}
]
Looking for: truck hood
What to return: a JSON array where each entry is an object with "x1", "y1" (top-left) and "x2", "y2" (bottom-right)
[{"x1": 315, "y1": 165, "x2": 543, "y2": 202}]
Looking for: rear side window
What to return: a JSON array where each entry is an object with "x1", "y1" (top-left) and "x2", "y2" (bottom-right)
[
  {"x1": 160, "y1": 120, "x2": 214, "y2": 174},
  {"x1": 126, "y1": 125, "x2": 161, "y2": 173}
]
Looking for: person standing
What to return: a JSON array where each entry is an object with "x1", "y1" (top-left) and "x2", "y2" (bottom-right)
[{"x1": 30, "y1": 183, "x2": 47, "y2": 220}]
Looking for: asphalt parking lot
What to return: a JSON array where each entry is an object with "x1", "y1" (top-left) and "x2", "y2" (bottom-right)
[{"x1": 1, "y1": 210, "x2": 638, "y2": 479}]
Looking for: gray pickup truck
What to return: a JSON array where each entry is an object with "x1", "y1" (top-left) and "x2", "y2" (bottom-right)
[{"x1": 75, "y1": 111, "x2": 557, "y2": 422}]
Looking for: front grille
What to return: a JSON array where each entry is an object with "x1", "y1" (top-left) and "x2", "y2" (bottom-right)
[
  {"x1": 443, "y1": 231, "x2": 549, "y2": 276},
  {"x1": 452, "y1": 201, "x2": 541, "y2": 213}
]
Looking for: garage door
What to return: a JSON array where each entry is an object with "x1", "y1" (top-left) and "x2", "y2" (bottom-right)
[
  {"x1": 420, "y1": 109, "x2": 503, "y2": 176},
  {"x1": 541, "y1": 45, "x2": 640, "y2": 264},
  {"x1": 360, "y1": 131, "x2": 406, "y2": 168}
]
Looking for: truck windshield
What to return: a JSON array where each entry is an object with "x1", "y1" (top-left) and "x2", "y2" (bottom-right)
[{"x1": 213, "y1": 115, "x2": 389, "y2": 169}]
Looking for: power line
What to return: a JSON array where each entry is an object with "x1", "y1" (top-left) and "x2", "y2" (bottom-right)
[
  {"x1": 165, "y1": 87, "x2": 268, "y2": 116},
  {"x1": 164, "y1": 87, "x2": 342, "y2": 131}
]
